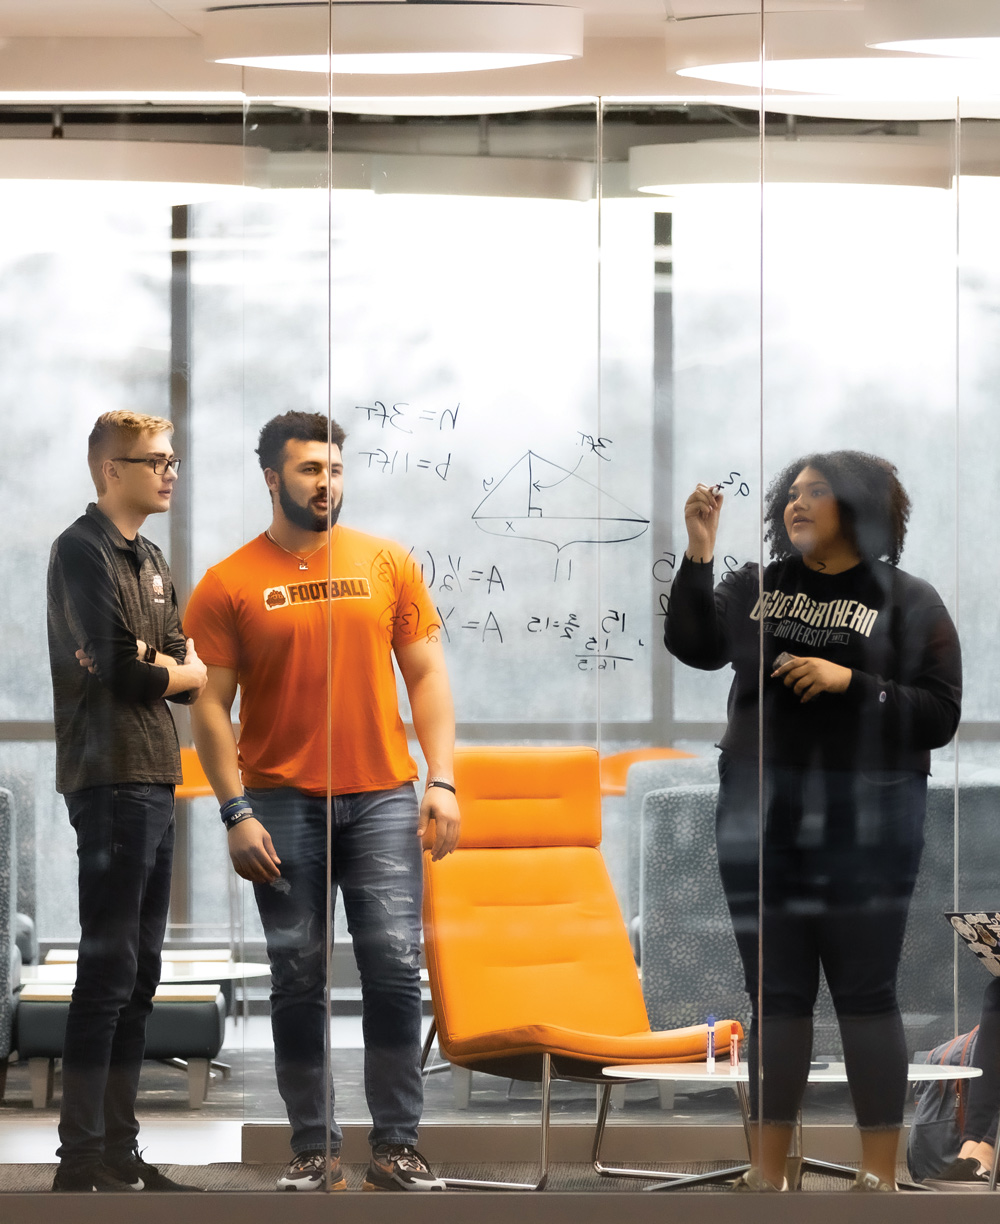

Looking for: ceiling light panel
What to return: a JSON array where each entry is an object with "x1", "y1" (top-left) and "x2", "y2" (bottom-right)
[
  {"x1": 0, "y1": 138, "x2": 263, "y2": 202},
  {"x1": 629, "y1": 136, "x2": 954, "y2": 193},
  {"x1": 867, "y1": 0, "x2": 1000, "y2": 59},
  {"x1": 203, "y1": 3, "x2": 584, "y2": 75},
  {"x1": 667, "y1": 9, "x2": 1000, "y2": 110}
]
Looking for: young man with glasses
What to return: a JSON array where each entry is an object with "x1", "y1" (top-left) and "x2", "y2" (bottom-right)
[
  {"x1": 187, "y1": 411, "x2": 460, "y2": 1192},
  {"x1": 46, "y1": 411, "x2": 207, "y2": 1191}
]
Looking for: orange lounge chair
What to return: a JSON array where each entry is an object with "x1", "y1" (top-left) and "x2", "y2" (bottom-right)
[
  {"x1": 422, "y1": 745, "x2": 744, "y2": 1190},
  {"x1": 599, "y1": 747, "x2": 695, "y2": 797}
]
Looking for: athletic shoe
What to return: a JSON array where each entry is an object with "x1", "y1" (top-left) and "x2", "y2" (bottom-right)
[
  {"x1": 730, "y1": 1169, "x2": 787, "y2": 1192},
  {"x1": 105, "y1": 1149, "x2": 205, "y2": 1191},
  {"x1": 925, "y1": 1157, "x2": 991, "y2": 1190},
  {"x1": 850, "y1": 1170, "x2": 896, "y2": 1192},
  {"x1": 276, "y1": 1150, "x2": 346, "y2": 1191},
  {"x1": 364, "y1": 1144, "x2": 446, "y2": 1191},
  {"x1": 52, "y1": 1162, "x2": 137, "y2": 1192}
]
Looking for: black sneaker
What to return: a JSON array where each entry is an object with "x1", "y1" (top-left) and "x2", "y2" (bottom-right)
[
  {"x1": 364, "y1": 1144, "x2": 446, "y2": 1192},
  {"x1": 105, "y1": 1149, "x2": 205, "y2": 1191},
  {"x1": 52, "y1": 1162, "x2": 137, "y2": 1192},
  {"x1": 276, "y1": 1150, "x2": 346, "y2": 1191},
  {"x1": 925, "y1": 1157, "x2": 991, "y2": 1191}
]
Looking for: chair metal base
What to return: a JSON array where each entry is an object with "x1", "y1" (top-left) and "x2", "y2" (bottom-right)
[
  {"x1": 593, "y1": 1079, "x2": 751, "y2": 1191},
  {"x1": 442, "y1": 1049, "x2": 551, "y2": 1191},
  {"x1": 421, "y1": 1020, "x2": 744, "y2": 1191},
  {"x1": 420, "y1": 1022, "x2": 550, "y2": 1190}
]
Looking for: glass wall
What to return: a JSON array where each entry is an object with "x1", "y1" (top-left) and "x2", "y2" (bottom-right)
[{"x1": 4, "y1": 0, "x2": 1000, "y2": 1198}]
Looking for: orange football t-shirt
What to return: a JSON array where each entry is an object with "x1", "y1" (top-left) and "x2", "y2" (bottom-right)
[{"x1": 184, "y1": 526, "x2": 440, "y2": 795}]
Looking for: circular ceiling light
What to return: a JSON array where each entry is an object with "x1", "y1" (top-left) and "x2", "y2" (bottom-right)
[
  {"x1": 203, "y1": 3, "x2": 584, "y2": 75},
  {"x1": 0, "y1": 139, "x2": 260, "y2": 202},
  {"x1": 667, "y1": 11, "x2": 998, "y2": 110},
  {"x1": 629, "y1": 137, "x2": 954, "y2": 194},
  {"x1": 256, "y1": 95, "x2": 594, "y2": 115},
  {"x1": 678, "y1": 57, "x2": 996, "y2": 100},
  {"x1": 867, "y1": 0, "x2": 1000, "y2": 60}
]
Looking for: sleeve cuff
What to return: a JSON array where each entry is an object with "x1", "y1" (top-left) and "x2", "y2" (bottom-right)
[
  {"x1": 678, "y1": 554, "x2": 715, "y2": 584},
  {"x1": 147, "y1": 662, "x2": 170, "y2": 701},
  {"x1": 844, "y1": 669, "x2": 884, "y2": 707}
]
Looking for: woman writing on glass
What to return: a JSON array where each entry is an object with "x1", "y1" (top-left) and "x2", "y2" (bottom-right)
[{"x1": 665, "y1": 451, "x2": 961, "y2": 1191}]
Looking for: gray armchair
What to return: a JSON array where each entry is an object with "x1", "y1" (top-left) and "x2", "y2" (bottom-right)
[
  {"x1": 0, "y1": 788, "x2": 21, "y2": 1100},
  {"x1": 639, "y1": 783, "x2": 748, "y2": 1034},
  {"x1": 638, "y1": 766, "x2": 1000, "y2": 1057},
  {"x1": 621, "y1": 755, "x2": 719, "y2": 928}
]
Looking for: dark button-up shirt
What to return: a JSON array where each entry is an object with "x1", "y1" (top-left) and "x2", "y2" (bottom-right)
[{"x1": 47, "y1": 503, "x2": 190, "y2": 794}]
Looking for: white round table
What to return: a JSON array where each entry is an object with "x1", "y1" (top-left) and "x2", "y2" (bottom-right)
[
  {"x1": 20, "y1": 960, "x2": 272, "y2": 985},
  {"x1": 601, "y1": 1060, "x2": 982, "y2": 1191}
]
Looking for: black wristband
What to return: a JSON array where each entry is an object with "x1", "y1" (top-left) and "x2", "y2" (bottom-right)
[
  {"x1": 427, "y1": 779, "x2": 456, "y2": 795},
  {"x1": 143, "y1": 642, "x2": 157, "y2": 663},
  {"x1": 220, "y1": 795, "x2": 254, "y2": 829}
]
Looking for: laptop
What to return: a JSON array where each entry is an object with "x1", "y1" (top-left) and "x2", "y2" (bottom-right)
[{"x1": 947, "y1": 911, "x2": 1000, "y2": 977}]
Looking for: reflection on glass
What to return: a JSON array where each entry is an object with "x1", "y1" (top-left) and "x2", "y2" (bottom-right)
[
  {"x1": 187, "y1": 412, "x2": 458, "y2": 1190},
  {"x1": 666, "y1": 451, "x2": 961, "y2": 1190},
  {"x1": 46, "y1": 412, "x2": 207, "y2": 1191},
  {"x1": 7, "y1": 89, "x2": 1000, "y2": 1193}
]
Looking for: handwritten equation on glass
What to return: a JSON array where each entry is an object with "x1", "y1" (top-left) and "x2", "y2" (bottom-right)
[
  {"x1": 653, "y1": 548, "x2": 744, "y2": 623},
  {"x1": 406, "y1": 546, "x2": 642, "y2": 667},
  {"x1": 355, "y1": 399, "x2": 655, "y2": 671},
  {"x1": 473, "y1": 449, "x2": 649, "y2": 577},
  {"x1": 356, "y1": 400, "x2": 459, "y2": 481}
]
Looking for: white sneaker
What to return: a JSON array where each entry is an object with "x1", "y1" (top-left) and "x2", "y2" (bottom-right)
[
  {"x1": 276, "y1": 1151, "x2": 346, "y2": 1191},
  {"x1": 850, "y1": 1170, "x2": 896, "y2": 1192}
]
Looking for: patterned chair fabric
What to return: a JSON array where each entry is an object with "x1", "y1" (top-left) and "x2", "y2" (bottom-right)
[
  {"x1": 906, "y1": 769, "x2": 1000, "y2": 1045},
  {"x1": 0, "y1": 789, "x2": 19, "y2": 1068},
  {"x1": 622, "y1": 756, "x2": 720, "y2": 925},
  {"x1": 639, "y1": 784, "x2": 749, "y2": 1035}
]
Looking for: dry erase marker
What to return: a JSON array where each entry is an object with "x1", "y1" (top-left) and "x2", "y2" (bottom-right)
[{"x1": 706, "y1": 1014, "x2": 716, "y2": 1072}]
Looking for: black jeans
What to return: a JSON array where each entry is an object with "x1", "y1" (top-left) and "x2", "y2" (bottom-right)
[
  {"x1": 716, "y1": 754, "x2": 926, "y2": 1128},
  {"x1": 56, "y1": 782, "x2": 175, "y2": 1165}
]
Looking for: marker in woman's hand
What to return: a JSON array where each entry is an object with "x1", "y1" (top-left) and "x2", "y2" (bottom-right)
[{"x1": 772, "y1": 651, "x2": 796, "y2": 678}]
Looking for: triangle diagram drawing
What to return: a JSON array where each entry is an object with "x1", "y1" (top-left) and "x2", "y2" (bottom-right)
[{"x1": 472, "y1": 451, "x2": 649, "y2": 551}]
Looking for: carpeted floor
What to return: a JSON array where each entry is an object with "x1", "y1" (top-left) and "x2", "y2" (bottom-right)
[{"x1": 0, "y1": 1161, "x2": 919, "y2": 1194}]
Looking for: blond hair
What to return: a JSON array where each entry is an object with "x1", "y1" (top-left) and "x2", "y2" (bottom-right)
[{"x1": 88, "y1": 411, "x2": 174, "y2": 494}]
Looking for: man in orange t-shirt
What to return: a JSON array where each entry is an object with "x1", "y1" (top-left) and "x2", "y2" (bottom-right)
[{"x1": 187, "y1": 411, "x2": 460, "y2": 1193}]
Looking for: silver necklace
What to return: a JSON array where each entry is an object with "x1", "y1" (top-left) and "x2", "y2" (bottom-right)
[{"x1": 265, "y1": 529, "x2": 327, "y2": 571}]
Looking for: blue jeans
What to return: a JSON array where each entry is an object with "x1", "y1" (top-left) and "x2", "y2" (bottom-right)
[
  {"x1": 57, "y1": 782, "x2": 175, "y2": 1165},
  {"x1": 246, "y1": 783, "x2": 424, "y2": 1154}
]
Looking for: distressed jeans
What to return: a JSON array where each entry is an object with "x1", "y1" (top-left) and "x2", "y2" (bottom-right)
[{"x1": 246, "y1": 783, "x2": 424, "y2": 1154}]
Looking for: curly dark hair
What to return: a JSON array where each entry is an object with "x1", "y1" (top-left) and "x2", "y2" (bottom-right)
[
  {"x1": 255, "y1": 412, "x2": 346, "y2": 472},
  {"x1": 763, "y1": 450, "x2": 911, "y2": 566}
]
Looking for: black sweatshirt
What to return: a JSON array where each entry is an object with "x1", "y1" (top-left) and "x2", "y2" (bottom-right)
[
  {"x1": 664, "y1": 554, "x2": 962, "y2": 773},
  {"x1": 47, "y1": 503, "x2": 192, "y2": 794}
]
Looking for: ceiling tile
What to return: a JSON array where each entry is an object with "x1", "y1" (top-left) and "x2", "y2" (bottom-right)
[{"x1": 0, "y1": 0, "x2": 193, "y2": 37}]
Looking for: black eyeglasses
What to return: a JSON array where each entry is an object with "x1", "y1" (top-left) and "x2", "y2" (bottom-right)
[{"x1": 113, "y1": 457, "x2": 183, "y2": 475}]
